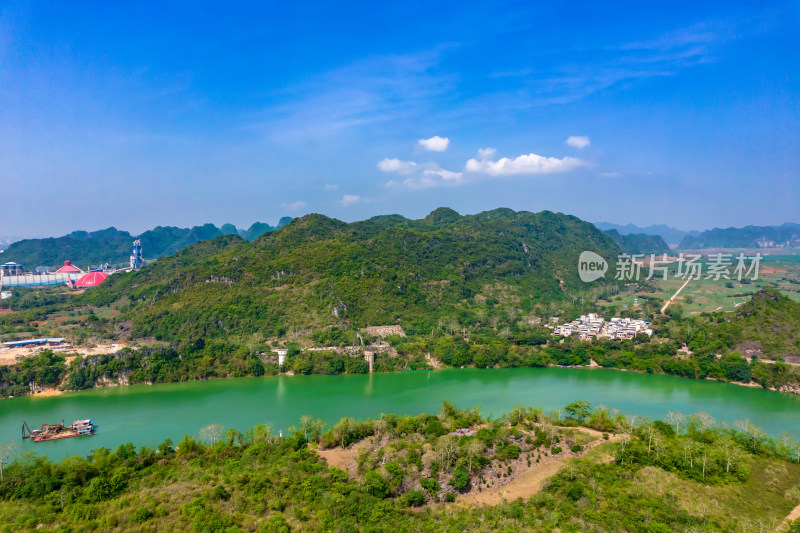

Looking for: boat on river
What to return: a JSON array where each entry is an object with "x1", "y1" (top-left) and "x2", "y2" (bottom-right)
[{"x1": 22, "y1": 419, "x2": 96, "y2": 442}]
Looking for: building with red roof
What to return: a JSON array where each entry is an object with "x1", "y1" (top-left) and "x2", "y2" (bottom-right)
[
  {"x1": 74, "y1": 271, "x2": 109, "y2": 288},
  {"x1": 56, "y1": 261, "x2": 82, "y2": 274}
]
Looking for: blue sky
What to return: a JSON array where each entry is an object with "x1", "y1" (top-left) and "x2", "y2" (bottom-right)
[{"x1": 1, "y1": 1, "x2": 798, "y2": 238}]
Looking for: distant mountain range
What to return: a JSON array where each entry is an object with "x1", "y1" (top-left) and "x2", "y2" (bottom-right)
[
  {"x1": 602, "y1": 229, "x2": 670, "y2": 255},
  {"x1": 0, "y1": 218, "x2": 292, "y2": 269},
  {"x1": 593, "y1": 222, "x2": 700, "y2": 245},
  {"x1": 679, "y1": 223, "x2": 800, "y2": 250}
]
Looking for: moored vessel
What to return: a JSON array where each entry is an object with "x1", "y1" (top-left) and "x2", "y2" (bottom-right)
[{"x1": 22, "y1": 419, "x2": 96, "y2": 442}]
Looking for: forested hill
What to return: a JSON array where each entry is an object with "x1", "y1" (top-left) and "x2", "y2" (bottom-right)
[
  {"x1": 1, "y1": 218, "x2": 292, "y2": 269},
  {"x1": 679, "y1": 223, "x2": 800, "y2": 249},
  {"x1": 79, "y1": 208, "x2": 622, "y2": 341}
]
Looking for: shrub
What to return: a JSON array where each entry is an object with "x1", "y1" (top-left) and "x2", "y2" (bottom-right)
[
  {"x1": 132, "y1": 507, "x2": 154, "y2": 523},
  {"x1": 566, "y1": 481, "x2": 584, "y2": 501},
  {"x1": 552, "y1": 447, "x2": 563, "y2": 454},
  {"x1": 213, "y1": 485, "x2": 230, "y2": 501},
  {"x1": 402, "y1": 489, "x2": 426, "y2": 507},
  {"x1": 570, "y1": 444, "x2": 582, "y2": 453},
  {"x1": 420, "y1": 477, "x2": 440, "y2": 494},
  {"x1": 450, "y1": 468, "x2": 470, "y2": 491}
]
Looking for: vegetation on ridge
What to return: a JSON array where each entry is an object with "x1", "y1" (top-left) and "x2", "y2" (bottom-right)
[{"x1": 0, "y1": 402, "x2": 799, "y2": 532}]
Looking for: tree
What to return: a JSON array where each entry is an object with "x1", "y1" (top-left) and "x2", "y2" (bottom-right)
[
  {"x1": 734, "y1": 419, "x2": 767, "y2": 453},
  {"x1": 642, "y1": 424, "x2": 657, "y2": 455},
  {"x1": 333, "y1": 417, "x2": 357, "y2": 447},
  {"x1": 681, "y1": 439, "x2": 697, "y2": 468},
  {"x1": 694, "y1": 412, "x2": 716, "y2": 432},
  {"x1": 615, "y1": 419, "x2": 634, "y2": 463},
  {"x1": 436, "y1": 436, "x2": 460, "y2": 472},
  {"x1": 299, "y1": 415, "x2": 326, "y2": 443},
  {"x1": 564, "y1": 401, "x2": 591, "y2": 423},
  {"x1": 0, "y1": 442, "x2": 18, "y2": 482},
  {"x1": 199, "y1": 424, "x2": 226, "y2": 446},
  {"x1": 699, "y1": 445, "x2": 709, "y2": 478},
  {"x1": 666, "y1": 411, "x2": 685, "y2": 435},
  {"x1": 780, "y1": 431, "x2": 800, "y2": 463},
  {"x1": 507, "y1": 406, "x2": 527, "y2": 426},
  {"x1": 466, "y1": 439, "x2": 485, "y2": 472},
  {"x1": 720, "y1": 438, "x2": 739, "y2": 473}
]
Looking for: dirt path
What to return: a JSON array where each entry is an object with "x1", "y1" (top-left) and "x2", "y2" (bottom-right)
[
  {"x1": 661, "y1": 276, "x2": 692, "y2": 314},
  {"x1": 776, "y1": 501, "x2": 800, "y2": 532},
  {"x1": 317, "y1": 446, "x2": 359, "y2": 476},
  {"x1": 460, "y1": 432, "x2": 621, "y2": 506},
  {"x1": 316, "y1": 438, "x2": 388, "y2": 478}
]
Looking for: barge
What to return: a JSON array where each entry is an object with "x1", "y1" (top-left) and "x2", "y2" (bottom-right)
[{"x1": 22, "y1": 419, "x2": 96, "y2": 442}]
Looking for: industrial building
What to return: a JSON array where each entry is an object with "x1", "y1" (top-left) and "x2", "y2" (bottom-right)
[{"x1": 0, "y1": 262, "x2": 22, "y2": 276}]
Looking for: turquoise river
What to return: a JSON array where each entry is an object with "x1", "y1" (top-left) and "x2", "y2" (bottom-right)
[{"x1": 1, "y1": 367, "x2": 798, "y2": 459}]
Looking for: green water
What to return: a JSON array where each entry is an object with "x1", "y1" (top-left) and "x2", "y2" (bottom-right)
[{"x1": 1, "y1": 367, "x2": 798, "y2": 459}]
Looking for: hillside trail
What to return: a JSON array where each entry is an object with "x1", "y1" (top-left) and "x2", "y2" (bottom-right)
[
  {"x1": 317, "y1": 426, "x2": 623, "y2": 508},
  {"x1": 459, "y1": 430, "x2": 621, "y2": 506}
]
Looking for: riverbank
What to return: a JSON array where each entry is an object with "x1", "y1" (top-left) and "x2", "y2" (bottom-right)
[{"x1": 4, "y1": 356, "x2": 799, "y2": 405}]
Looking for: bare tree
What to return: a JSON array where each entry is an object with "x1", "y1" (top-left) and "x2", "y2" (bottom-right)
[
  {"x1": 642, "y1": 424, "x2": 656, "y2": 455},
  {"x1": 699, "y1": 446, "x2": 708, "y2": 478},
  {"x1": 734, "y1": 419, "x2": 766, "y2": 453},
  {"x1": 615, "y1": 420, "x2": 634, "y2": 463},
  {"x1": 779, "y1": 431, "x2": 800, "y2": 463},
  {"x1": 333, "y1": 417, "x2": 356, "y2": 448},
  {"x1": 436, "y1": 435, "x2": 460, "y2": 472},
  {"x1": 0, "y1": 442, "x2": 19, "y2": 482},
  {"x1": 199, "y1": 424, "x2": 226, "y2": 446},
  {"x1": 652, "y1": 434, "x2": 665, "y2": 460},
  {"x1": 372, "y1": 419, "x2": 388, "y2": 437},
  {"x1": 720, "y1": 438, "x2": 739, "y2": 473},
  {"x1": 681, "y1": 439, "x2": 697, "y2": 468},
  {"x1": 466, "y1": 439, "x2": 485, "y2": 472},
  {"x1": 695, "y1": 412, "x2": 716, "y2": 431},
  {"x1": 666, "y1": 411, "x2": 685, "y2": 435},
  {"x1": 507, "y1": 406, "x2": 526, "y2": 426}
]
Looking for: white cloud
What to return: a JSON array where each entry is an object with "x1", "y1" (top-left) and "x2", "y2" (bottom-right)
[
  {"x1": 566, "y1": 136, "x2": 591, "y2": 149},
  {"x1": 423, "y1": 168, "x2": 463, "y2": 182},
  {"x1": 383, "y1": 161, "x2": 464, "y2": 190},
  {"x1": 417, "y1": 135, "x2": 450, "y2": 152},
  {"x1": 377, "y1": 157, "x2": 418, "y2": 175},
  {"x1": 340, "y1": 194, "x2": 363, "y2": 207},
  {"x1": 465, "y1": 152, "x2": 585, "y2": 176},
  {"x1": 477, "y1": 147, "x2": 497, "y2": 160},
  {"x1": 280, "y1": 200, "x2": 307, "y2": 211},
  {"x1": 324, "y1": 184, "x2": 339, "y2": 190}
]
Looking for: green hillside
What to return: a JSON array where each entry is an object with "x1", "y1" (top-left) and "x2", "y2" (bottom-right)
[
  {"x1": 79, "y1": 208, "x2": 623, "y2": 342},
  {"x1": 682, "y1": 289, "x2": 800, "y2": 358}
]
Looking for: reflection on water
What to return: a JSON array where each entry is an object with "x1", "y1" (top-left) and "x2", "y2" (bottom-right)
[{"x1": 1, "y1": 367, "x2": 798, "y2": 460}]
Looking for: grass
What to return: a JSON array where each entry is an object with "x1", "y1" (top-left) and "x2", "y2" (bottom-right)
[{"x1": 632, "y1": 458, "x2": 800, "y2": 531}]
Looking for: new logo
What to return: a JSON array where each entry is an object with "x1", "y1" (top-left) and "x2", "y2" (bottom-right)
[{"x1": 578, "y1": 251, "x2": 608, "y2": 282}]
